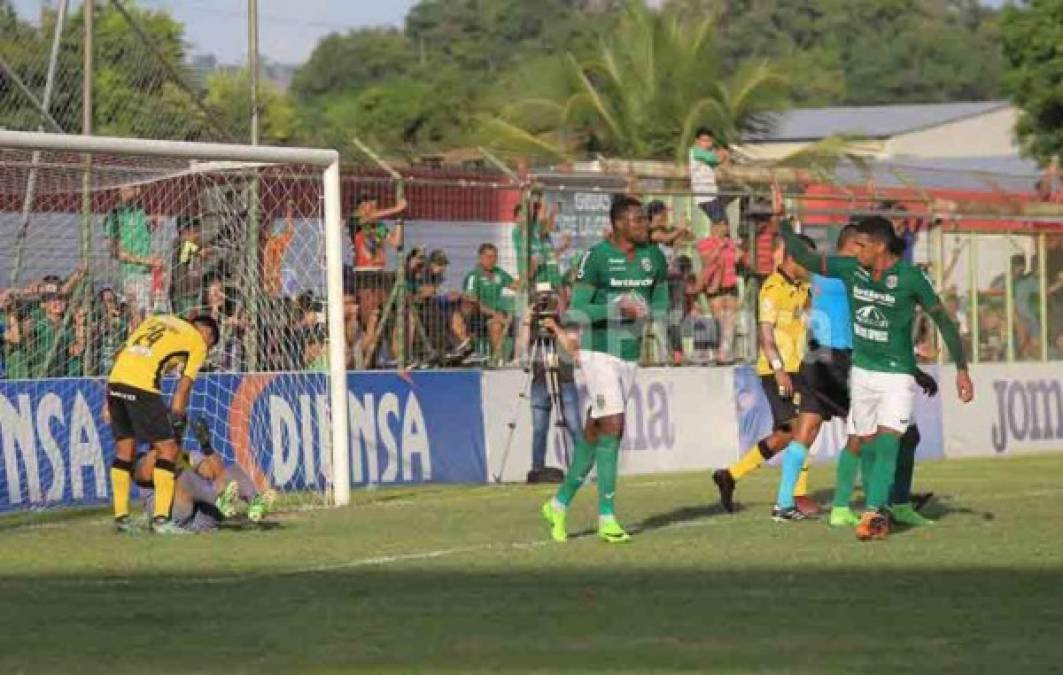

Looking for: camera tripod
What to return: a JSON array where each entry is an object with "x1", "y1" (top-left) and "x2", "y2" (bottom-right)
[{"x1": 493, "y1": 322, "x2": 575, "y2": 483}]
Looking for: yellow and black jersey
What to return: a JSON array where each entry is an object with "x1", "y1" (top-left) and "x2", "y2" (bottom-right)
[
  {"x1": 108, "y1": 315, "x2": 208, "y2": 393},
  {"x1": 756, "y1": 270, "x2": 810, "y2": 376}
]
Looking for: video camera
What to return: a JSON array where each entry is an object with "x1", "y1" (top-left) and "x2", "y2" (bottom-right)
[{"x1": 530, "y1": 283, "x2": 562, "y2": 340}]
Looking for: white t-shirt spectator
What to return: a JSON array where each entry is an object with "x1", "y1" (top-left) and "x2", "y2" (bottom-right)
[{"x1": 689, "y1": 146, "x2": 721, "y2": 203}]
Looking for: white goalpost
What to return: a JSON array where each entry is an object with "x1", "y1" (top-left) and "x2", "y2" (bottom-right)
[{"x1": 0, "y1": 130, "x2": 350, "y2": 509}]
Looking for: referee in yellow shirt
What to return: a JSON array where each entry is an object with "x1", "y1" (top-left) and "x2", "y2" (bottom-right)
[
  {"x1": 712, "y1": 234, "x2": 817, "y2": 516},
  {"x1": 106, "y1": 314, "x2": 218, "y2": 534}
]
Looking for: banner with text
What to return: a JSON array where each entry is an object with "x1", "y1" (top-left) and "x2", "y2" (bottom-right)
[
  {"x1": 483, "y1": 367, "x2": 738, "y2": 483},
  {"x1": 0, "y1": 371, "x2": 487, "y2": 512},
  {"x1": 940, "y1": 362, "x2": 1063, "y2": 458}
]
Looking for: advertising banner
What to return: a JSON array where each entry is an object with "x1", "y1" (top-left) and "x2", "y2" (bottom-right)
[
  {"x1": 940, "y1": 362, "x2": 1063, "y2": 458},
  {"x1": 483, "y1": 366, "x2": 739, "y2": 483},
  {"x1": 0, "y1": 370, "x2": 487, "y2": 512}
]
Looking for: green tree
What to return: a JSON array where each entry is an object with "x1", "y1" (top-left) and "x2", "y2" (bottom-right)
[
  {"x1": 204, "y1": 69, "x2": 297, "y2": 144},
  {"x1": 1001, "y1": 0, "x2": 1063, "y2": 164},
  {"x1": 481, "y1": 1, "x2": 789, "y2": 162},
  {"x1": 289, "y1": 29, "x2": 414, "y2": 102}
]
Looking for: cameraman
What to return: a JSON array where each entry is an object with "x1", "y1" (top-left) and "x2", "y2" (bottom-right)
[{"x1": 525, "y1": 290, "x2": 584, "y2": 484}]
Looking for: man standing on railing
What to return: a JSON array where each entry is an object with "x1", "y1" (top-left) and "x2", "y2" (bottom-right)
[
  {"x1": 107, "y1": 185, "x2": 162, "y2": 329},
  {"x1": 779, "y1": 216, "x2": 973, "y2": 541},
  {"x1": 540, "y1": 195, "x2": 669, "y2": 544}
]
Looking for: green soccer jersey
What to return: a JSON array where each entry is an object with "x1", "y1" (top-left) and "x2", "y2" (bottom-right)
[
  {"x1": 568, "y1": 240, "x2": 669, "y2": 362},
  {"x1": 106, "y1": 205, "x2": 152, "y2": 280},
  {"x1": 463, "y1": 265, "x2": 515, "y2": 313},
  {"x1": 781, "y1": 221, "x2": 965, "y2": 374}
]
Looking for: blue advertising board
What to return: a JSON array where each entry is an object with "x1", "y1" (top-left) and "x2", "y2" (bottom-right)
[{"x1": 0, "y1": 370, "x2": 487, "y2": 512}]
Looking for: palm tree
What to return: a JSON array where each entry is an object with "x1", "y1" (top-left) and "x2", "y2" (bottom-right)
[{"x1": 479, "y1": 1, "x2": 790, "y2": 164}]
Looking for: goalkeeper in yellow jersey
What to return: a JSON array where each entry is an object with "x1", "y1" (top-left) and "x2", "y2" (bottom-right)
[{"x1": 105, "y1": 313, "x2": 218, "y2": 534}]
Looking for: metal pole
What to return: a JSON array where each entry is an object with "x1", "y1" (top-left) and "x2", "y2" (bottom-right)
[
  {"x1": 1039, "y1": 232, "x2": 1049, "y2": 362},
  {"x1": 248, "y1": 0, "x2": 260, "y2": 146},
  {"x1": 1005, "y1": 238, "x2": 1015, "y2": 362},
  {"x1": 969, "y1": 232, "x2": 979, "y2": 364},
  {"x1": 936, "y1": 221, "x2": 945, "y2": 365},
  {"x1": 81, "y1": 0, "x2": 94, "y2": 374},
  {"x1": 9, "y1": 0, "x2": 69, "y2": 287}
]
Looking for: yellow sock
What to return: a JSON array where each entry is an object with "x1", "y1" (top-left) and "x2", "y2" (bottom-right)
[
  {"x1": 794, "y1": 455, "x2": 812, "y2": 497},
  {"x1": 110, "y1": 463, "x2": 132, "y2": 519},
  {"x1": 152, "y1": 462, "x2": 177, "y2": 520},
  {"x1": 729, "y1": 443, "x2": 768, "y2": 481}
]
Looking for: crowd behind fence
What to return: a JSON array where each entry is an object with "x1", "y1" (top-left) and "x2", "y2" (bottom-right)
[{"x1": 2, "y1": 164, "x2": 1063, "y2": 381}]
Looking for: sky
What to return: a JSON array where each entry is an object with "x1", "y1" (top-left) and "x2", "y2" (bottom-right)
[
  {"x1": 10, "y1": 0, "x2": 421, "y2": 64},
  {"x1": 12, "y1": 0, "x2": 1007, "y2": 67}
]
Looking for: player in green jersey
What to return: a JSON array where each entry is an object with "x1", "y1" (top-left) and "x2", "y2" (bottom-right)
[
  {"x1": 780, "y1": 216, "x2": 973, "y2": 541},
  {"x1": 541, "y1": 195, "x2": 669, "y2": 544}
]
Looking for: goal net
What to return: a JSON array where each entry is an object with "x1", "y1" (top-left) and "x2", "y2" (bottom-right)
[{"x1": 0, "y1": 131, "x2": 349, "y2": 516}]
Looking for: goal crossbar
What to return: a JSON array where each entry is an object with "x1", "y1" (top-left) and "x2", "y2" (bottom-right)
[{"x1": 0, "y1": 130, "x2": 350, "y2": 507}]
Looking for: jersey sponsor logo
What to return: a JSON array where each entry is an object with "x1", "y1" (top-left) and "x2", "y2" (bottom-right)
[
  {"x1": 609, "y1": 278, "x2": 654, "y2": 288},
  {"x1": 640, "y1": 258, "x2": 653, "y2": 272},
  {"x1": 854, "y1": 323, "x2": 889, "y2": 342},
  {"x1": 855, "y1": 305, "x2": 889, "y2": 329},
  {"x1": 886, "y1": 275, "x2": 898, "y2": 289},
  {"x1": 853, "y1": 285, "x2": 896, "y2": 306}
]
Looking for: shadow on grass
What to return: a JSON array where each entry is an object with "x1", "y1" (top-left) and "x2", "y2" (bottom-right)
[
  {"x1": 0, "y1": 505, "x2": 108, "y2": 532},
  {"x1": 0, "y1": 567, "x2": 1060, "y2": 674}
]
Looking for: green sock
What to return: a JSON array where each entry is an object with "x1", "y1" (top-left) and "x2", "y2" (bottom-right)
[
  {"x1": 892, "y1": 426, "x2": 919, "y2": 505},
  {"x1": 860, "y1": 446, "x2": 875, "y2": 497},
  {"x1": 832, "y1": 450, "x2": 860, "y2": 508},
  {"x1": 556, "y1": 438, "x2": 597, "y2": 507},
  {"x1": 866, "y1": 434, "x2": 901, "y2": 510},
  {"x1": 595, "y1": 434, "x2": 621, "y2": 517}
]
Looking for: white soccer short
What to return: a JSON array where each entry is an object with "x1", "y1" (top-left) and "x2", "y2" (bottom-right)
[
  {"x1": 577, "y1": 350, "x2": 637, "y2": 419},
  {"x1": 846, "y1": 366, "x2": 916, "y2": 437}
]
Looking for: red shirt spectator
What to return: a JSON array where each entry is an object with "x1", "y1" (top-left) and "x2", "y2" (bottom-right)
[{"x1": 697, "y1": 225, "x2": 745, "y2": 292}]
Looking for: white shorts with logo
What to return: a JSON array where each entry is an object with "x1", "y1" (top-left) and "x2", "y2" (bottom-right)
[
  {"x1": 846, "y1": 366, "x2": 916, "y2": 436},
  {"x1": 577, "y1": 350, "x2": 637, "y2": 419}
]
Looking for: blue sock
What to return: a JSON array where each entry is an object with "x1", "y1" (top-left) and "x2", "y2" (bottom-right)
[{"x1": 776, "y1": 441, "x2": 809, "y2": 509}]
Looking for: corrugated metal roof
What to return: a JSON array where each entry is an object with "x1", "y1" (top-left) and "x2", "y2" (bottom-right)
[{"x1": 745, "y1": 101, "x2": 1010, "y2": 142}]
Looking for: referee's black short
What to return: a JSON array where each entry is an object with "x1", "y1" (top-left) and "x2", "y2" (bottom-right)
[
  {"x1": 798, "y1": 347, "x2": 852, "y2": 421},
  {"x1": 107, "y1": 383, "x2": 174, "y2": 444},
  {"x1": 759, "y1": 373, "x2": 806, "y2": 432}
]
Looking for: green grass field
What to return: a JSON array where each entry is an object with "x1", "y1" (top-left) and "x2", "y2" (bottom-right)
[{"x1": 1, "y1": 454, "x2": 1062, "y2": 675}]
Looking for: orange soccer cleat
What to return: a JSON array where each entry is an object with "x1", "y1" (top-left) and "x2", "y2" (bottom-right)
[{"x1": 855, "y1": 511, "x2": 890, "y2": 541}]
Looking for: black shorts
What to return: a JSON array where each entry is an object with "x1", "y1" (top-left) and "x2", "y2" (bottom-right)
[
  {"x1": 759, "y1": 373, "x2": 806, "y2": 431},
  {"x1": 698, "y1": 198, "x2": 727, "y2": 224},
  {"x1": 107, "y1": 383, "x2": 174, "y2": 444},
  {"x1": 798, "y1": 347, "x2": 852, "y2": 421}
]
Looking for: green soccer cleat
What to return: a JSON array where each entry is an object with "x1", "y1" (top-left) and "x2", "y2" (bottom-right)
[
  {"x1": 889, "y1": 503, "x2": 935, "y2": 527},
  {"x1": 114, "y1": 515, "x2": 137, "y2": 535},
  {"x1": 215, "y1": 480, "x2": 240, "y2": 519},
  {"x1": 541, "y1": 500, "x2": 568, "y2": 543},
  {"x1": 150, "y1": 517, "x2": 189, "y2": 535},
  {"x1": 597, "y1": 516, "x2": 632, "y2": 544},
  {"x1": 247, "y1": 489, "x2": 277, "y2": 523},
  {"x1": 829, "y1": 506, "x2": 861, "y2": 527}
]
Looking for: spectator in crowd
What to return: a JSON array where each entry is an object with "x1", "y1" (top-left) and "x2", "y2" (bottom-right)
[
  {"x1": 513, "y1": 195, "x2": 571, "y2": 292},
  {"x1": 348, "y1": 193, "x2": 407, "y2": 347},
  {"x1": 107, "y1": 185, "x2": 162, "y2": 327},
  {"x1": 262, "y1": 201, "x2": 296, "y2": 299},
  {"x1": 463, "y1": 243, "x2": 520, "y2": 363},
  {"x1": 689, "y1": 127, "x2": 730, "y2": 229},
  {"x1": 25, "y1": 289, "x2": 85, "y2": 378},
  {"x1": 697, "y1": 218, "x2": 746, "y2": 364},
  {"x1": 746, "y1": 197, "x2": 779, "y2": 280},
  {"x1": 169, "y1": 215, "x2": 210, "y2": 316},
  {"x1": 1014, "y1": 254, "x2": 1042, "y2": 358},
  {"x1": 90, "y1": 286, "x2": 129, "y2": 376},
  {"x1": 645, "y1": 200, "x2": 693, "y2": 363},
  {"x1": 407, "y1": 248, "x2": 472, "y2": 363},
  {"x1": 200, "y1": 277, "x2": 246, "y2": 371},
  {"x1": 1036, "y1": 158, "x2": 1062, "y2": 203},
  {"x1": 303, "y1": 325, "x2": 328, "y2": 372}
]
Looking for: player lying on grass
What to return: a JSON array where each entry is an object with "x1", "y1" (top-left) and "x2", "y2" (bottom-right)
[
  {"x1": 541, "y1": 194, "x2": 669, "y2": 544},
  {"x1": 132, "y1": 419, "x2": 276, "y2": 533},
  {"x1": 106, "y1": 314, "x2": 218, "y2": 535},
  {"x1": 712, "y1": 232, "x2": 819, "y2": 518},
  {"x1": 780, "y1": 216, "x2": 972, "y2": 541}
]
